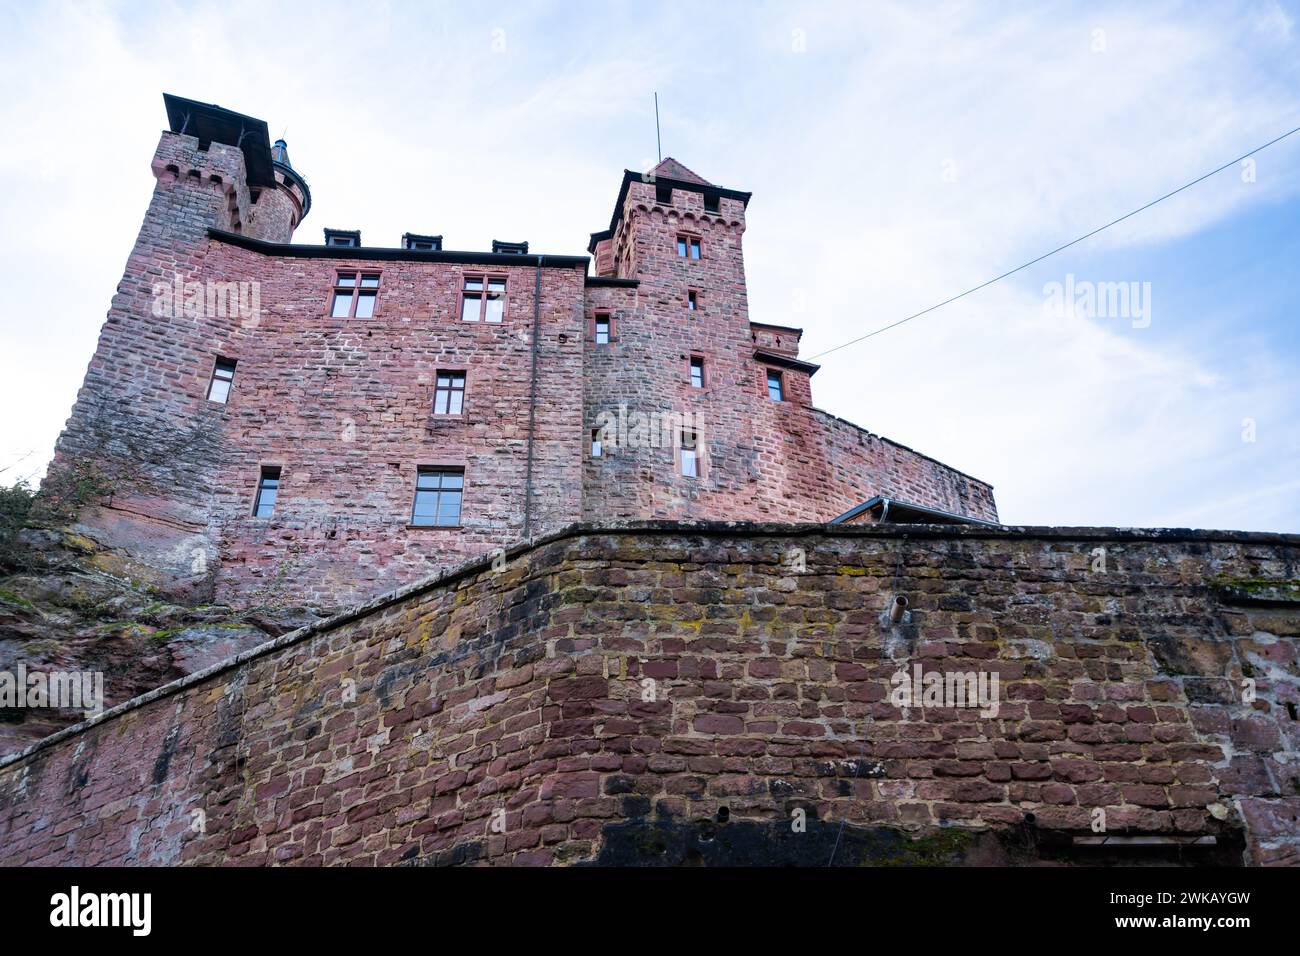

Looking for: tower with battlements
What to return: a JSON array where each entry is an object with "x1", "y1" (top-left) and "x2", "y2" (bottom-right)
[{"x1": 50, "y1": 94, "x2": 996, "y2": 608}]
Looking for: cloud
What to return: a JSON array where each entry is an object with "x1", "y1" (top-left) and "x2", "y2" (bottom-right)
[{"x1": 0, "y1": 0, "x2": 1296, "y2": 532}]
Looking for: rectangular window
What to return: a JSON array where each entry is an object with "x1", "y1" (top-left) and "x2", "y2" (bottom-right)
[
  {"x1": 680, "y1": 431, "x2": 699, "y2": 478},
  {"x1": 207, "y1": 357, "x2": 236, "y2": 403},
  {"x1": 591, "y1": 428, "x2": 604, "y2": 458},
  {"x1": 676, "y1": 235, "x2": 701, "y2": 259},
  {"x1": 433, "y1": 371, "x2": 466, "y2": 415},
  {"x1": 656, "y1": 183, "x2": 673, "y2": 204},
  {"x1": 331, "y1": 272, "x2": 380, "y2": 318},
  {"x1": 690, "y1": 356, "x2": 705, "y2": 389},
  {"x1": 594, "y1": 313, "x2": 611, "y2": 344},
  {"x1": 411, "y1": 468, "x2": 464, "y2": 527},
  {"x1": 253, "y1": 466, "x2": 280, "y2": 518},
  {"x1": 767, "y1": 369, "x2": 784, "y2": 402},
  {"x1": 461, "y1": 275, "x2": 506, "y2": 322},
  {"x1": 687, "y1": 289, "x2": 698, "y2": 311},
  {"x1": 704, "y1": 193, "x2": 720, "y2": 213}
]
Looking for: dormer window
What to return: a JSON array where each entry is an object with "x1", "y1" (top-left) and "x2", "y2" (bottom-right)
[
  {"x1": 491, "y1": 239, "x2": 529, "y2": 255},
  {"x1": 403, "y1": 233, "x2": 442, "y2": 252},
  {"x1": 324, "y1": 228, "x2": 361, "y2": 247}
]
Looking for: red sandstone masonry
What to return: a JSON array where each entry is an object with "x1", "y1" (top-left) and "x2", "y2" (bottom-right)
[
  {"x1": 1, "y1": 524, "x2": 1296, "y2": 866},
  {"x1": 51, "y1": 109, "x2": 996, "y2": 610}
]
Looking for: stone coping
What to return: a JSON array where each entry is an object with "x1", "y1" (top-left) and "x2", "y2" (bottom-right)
[{"x1": 2, "y1": 519, "x2": 1296, "y2": 771}]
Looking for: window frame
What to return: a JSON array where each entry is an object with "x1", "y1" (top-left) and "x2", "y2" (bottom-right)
[
  {"x1": 330, "y1": 271, "x2": 381, "y2": 319},
  {"x1": 433, "y1": 370, "x2": 467, "y2": 416},
  {"x1": 766, "y1": 368, "x2": 785, "y2": 402},
  {"x1": 252, "y1": 465, "x2": 281, "y2": 518},
  {"x1": 689, "y1": 355, "x2": 706, "y2": 389},
  {"x1": 676, "y1": 234, "x2": 702, "y2": 259},
  {"x1": 679, "y1": 429, "x2": 700, "y2": 479},
  {"x1": 207, "y1": 356, "x2": 237, "y2": 404},
  {"x1": 459, "y1": 273, "x2": 508, "y2": 323},
  {"x1": 590, "y1": 427, "x2": 604, "y2": 458},
  {"x1": 409, "y1": 466, "x2": 466, "y2": 528},
  {"x1": 593, "y1": 311, "x2": 612, "y2": 345}
]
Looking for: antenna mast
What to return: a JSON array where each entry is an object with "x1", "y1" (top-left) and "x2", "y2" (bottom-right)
[{"x1": 654, "y1": 92, "x2": 662, "y2": 162}]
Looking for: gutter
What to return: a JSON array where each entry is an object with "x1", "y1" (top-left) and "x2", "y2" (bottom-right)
[{"x1": 523, "y1": 257, "x2": 542, "y2": 536}]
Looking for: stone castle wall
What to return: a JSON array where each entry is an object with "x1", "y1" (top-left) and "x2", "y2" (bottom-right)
[
  {"x1": 48, "y1": 112, "x2": 996, "y2": 612},
  {"x1": 2, "y1": 523, "x2": 1296, "y2": 866}
]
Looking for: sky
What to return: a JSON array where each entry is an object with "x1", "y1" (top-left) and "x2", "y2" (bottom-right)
[{"x1": 0, "y1": 0, "x2": 1297, "y2": 531}]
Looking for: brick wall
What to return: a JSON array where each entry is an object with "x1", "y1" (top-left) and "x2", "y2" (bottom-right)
[{"x1": 2, "y1": 523, "x2": 1295, "y2": 866}]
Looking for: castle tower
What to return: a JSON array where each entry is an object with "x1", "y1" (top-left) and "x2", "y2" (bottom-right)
[
  {"x1": 247, "y1": 138, "x2": 311, "y2": 243},
  {"x1": 47, "y1": 94, "x2": 300, "y2": 596}
]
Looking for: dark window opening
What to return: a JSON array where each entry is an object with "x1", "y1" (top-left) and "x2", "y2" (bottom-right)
[
  {"x1": 207, "y1": 357, "x2": 236, "y2": 404},
  {"x1": 434, "y1": 371, "x2": 466, "y2": 415},
  {"x1": 690, "y1": 356, "x2": 705, "y2": 389},
  {"x1": 704, "y1": 193, "x2": 720, "y2": 213},
  {"x1": 253, "y1": 467, "x2": 280, "y2": 518},
  {"x1": 656, "y1": 183, "x2": 673, "y2": 204},
  {"x1": 591, "y1": 428, "x2": 604, "y2": 458},
  {"x1": 411, "y1": 468, "x2": 464, "y2": 527},
  {"x1": 687, "y1": 289, "x2": 698, "y2": 311}
]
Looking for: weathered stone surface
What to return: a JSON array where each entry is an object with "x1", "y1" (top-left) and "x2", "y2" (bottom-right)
[
  {"x1": 0, "y1": 524, "x2": 1295, "y2": 867},
  {"x1": 46, "y1": 104, "x2": 996, "y2": 613}
]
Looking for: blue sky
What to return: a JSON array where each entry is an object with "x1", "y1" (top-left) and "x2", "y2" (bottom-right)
[{"x1": 0, "y1": 0, "x2": 1297, "y2": 530}]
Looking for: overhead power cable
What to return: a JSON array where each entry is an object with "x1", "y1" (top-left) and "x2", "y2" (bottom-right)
[{"x1": 807, "y1": 122, "x2": 1300, "y2": 360}]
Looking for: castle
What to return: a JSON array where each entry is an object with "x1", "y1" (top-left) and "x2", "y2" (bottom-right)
[
  {"x1": 52, "y1": 94, "x2": 996, "y2": 609},
  {"x1": 5, "y1": 95, "x2": 1298, "y2": 868}
]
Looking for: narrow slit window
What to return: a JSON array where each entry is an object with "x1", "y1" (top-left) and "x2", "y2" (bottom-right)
[
  {"x1": 687, "y1": 289, "x2": 698, "y2": 311},
  {"x1": 767, "y1": 369, "x2": 784, "y2": 402},
  {"x1": 411, "y1": 468, "x2": 464, "y2": 527},
  {"x1": 690, "y1": 356, "x2": 705, "y2": 389},
  {"x1": 591, "y1": 428, "x2": 604, "y2": 458},
  {"x1": 680, "y1": 430, "x2": 699, "y2": 478},
  {"x1": 461, "y1": 275, "x2": 506, "y2": 322},
  {"x1": 253, "y1": 467, "x2": 280, "y2": 518},
  {"x1": 433, "y1": 372, "x2": 466, "y2": 415},
  {"x1": 594, "y1": 313, "x2": 611, "y2": 344},
  {"x1": 207, "y1": 357, "x2": 236, "y2": 403}
]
